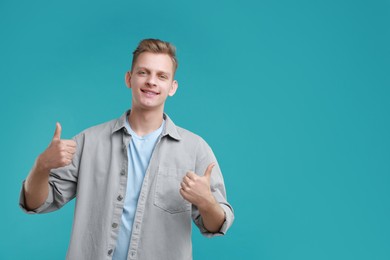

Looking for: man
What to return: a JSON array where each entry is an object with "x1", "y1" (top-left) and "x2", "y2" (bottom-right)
[{"x1": 20, "y1": 39, "x2": 234, "y2": 260}]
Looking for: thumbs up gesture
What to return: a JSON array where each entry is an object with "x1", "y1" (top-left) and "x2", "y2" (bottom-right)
[
  {"x1": 180, "y1": 163, "x2": 217, "y2": 208},
  {"x1": 37, "y1": 122, "x2": 77, "y2": 171}
]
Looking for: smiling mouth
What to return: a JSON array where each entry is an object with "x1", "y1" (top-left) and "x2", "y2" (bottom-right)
[{"x1": 141, "y1": 89, "x2": 159, "y2": 95}]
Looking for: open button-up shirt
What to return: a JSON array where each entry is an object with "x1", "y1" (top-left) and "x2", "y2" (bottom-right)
[{"x1": 19, "y1": 110, "x2": 234, "y2": 260}]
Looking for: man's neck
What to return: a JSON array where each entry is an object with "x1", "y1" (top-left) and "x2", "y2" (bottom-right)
[{"x1": 128, "y1": 107, "x2": 164, "y2": 137}]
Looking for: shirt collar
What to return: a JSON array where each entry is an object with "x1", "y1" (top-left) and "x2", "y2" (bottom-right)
[{"x1": 112, "y1": 110, "x2": 182, "y2": 141}]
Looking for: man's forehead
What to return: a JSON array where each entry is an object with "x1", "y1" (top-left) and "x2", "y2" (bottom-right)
[{"x1": 134, "y1": 52, "x2": 174, "y2": 74}]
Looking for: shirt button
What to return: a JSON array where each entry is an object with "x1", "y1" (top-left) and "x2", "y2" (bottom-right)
[
  {"x1": 112, "y1": 223, "x2": 118, "y2": 228},
  {"x1": 120, "y1": 171, "x2": 125, "y2": 176},
  {"x1": 107, "y1": 249, "x2": 113, "y2": 255},
  {"x1": 117, "y1": 195, "x2": 123, "y2": 201}
]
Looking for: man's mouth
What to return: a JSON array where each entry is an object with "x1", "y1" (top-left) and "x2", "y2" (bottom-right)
[{"x1": 141, "y1": 89, "x2": 159, "y2": 96}]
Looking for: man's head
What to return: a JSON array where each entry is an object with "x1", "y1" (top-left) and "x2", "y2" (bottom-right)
[
  {"x1": 131, "y1": 39, "x2": 178, "y2": 75},
  {"x1": 125, "y1": 39, "x2": 179, "y2": 112}
]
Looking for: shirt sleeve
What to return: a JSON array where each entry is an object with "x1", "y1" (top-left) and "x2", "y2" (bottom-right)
[
  {"x1": 19, "y1": 133, "x2": 84, "y2": 214},
  {"x1": 191, "y1": 138, "x2": 235, "y2": 237}
]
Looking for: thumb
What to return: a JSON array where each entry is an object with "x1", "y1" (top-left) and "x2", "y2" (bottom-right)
[
  {"x1": 53, "y1": 122, "x2": 62, "y2": 140},
  {"x1": 203, "y1": 162, "x2": 216, "y2": 179}
]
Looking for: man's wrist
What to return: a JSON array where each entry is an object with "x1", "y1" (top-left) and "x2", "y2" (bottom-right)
[
  {"x1": 197, "y1": 195, "x2": 219, "y2": 213},
  {"x1": 34, "y1": 155, "x2": 51, "y2": 175}
]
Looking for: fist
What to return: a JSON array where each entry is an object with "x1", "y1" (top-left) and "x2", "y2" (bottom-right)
[
  {"x1": 180, "y1": 163, "x2": 216, "y2": 208},
  {"x1": 37, "y1": 122, "x2": 77, "y2": 171}
]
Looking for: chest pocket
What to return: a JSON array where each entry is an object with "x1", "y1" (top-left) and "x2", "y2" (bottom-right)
[{"x1": 154, "y1": 167, "x2": 191, "y2": 214}]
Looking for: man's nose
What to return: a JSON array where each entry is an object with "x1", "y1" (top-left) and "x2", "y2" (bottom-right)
[{"x1": 146, "y1": 74, "x2": 157, "y2": 86}]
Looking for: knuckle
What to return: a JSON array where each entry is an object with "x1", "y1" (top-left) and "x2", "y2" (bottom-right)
[{"x1": 60, "y1": 158, "x2": 68, "y2": 165}]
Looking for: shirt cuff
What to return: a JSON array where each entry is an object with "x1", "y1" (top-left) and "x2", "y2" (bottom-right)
[
  {"x1": 19, "y1": 181, "x2": 53, "y2": 214},
  {"x1": 199, "y1": 203, "x2": 234, "y2": 238}
]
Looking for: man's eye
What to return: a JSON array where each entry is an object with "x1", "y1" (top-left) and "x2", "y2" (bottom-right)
[
  {"x1": 159, "y1": 75, "x2": 168, "y2": 79},
  {"x1": 138, "y1": 71, "x2": 146, "y2": 75}
]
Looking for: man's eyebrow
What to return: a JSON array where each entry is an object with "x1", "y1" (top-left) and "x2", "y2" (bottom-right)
[
  {"x1": 135, "y1": 66, "x2": 171, "y2": 76},
  {"x1": 158, "y1": 71, "x2": 171, "y2": 76},
  {"x1": 135, "y1": 66, "x2": 149, "y2": 71}
]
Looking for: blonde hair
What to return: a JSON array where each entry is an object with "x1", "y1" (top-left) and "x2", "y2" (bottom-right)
[{"x1": 132, "y1": 38, "x2": 178, "y2": 73}]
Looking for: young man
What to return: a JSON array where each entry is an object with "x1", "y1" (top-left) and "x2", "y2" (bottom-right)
[{"x1": 20, "y1": 39, "x2": 234, "y2": 260}]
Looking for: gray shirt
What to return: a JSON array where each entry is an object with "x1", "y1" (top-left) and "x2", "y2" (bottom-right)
[{"x1": 19, "y1": 110, "x2": 234, "y2": 260}]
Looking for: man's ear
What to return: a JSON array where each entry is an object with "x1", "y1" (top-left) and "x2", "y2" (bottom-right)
[
  {"x1": 125, "y1": 71, "x2": 132, "y2": 89},
  {"x1": 168, "y1": 80, "x2": 178, "y2": 96}
]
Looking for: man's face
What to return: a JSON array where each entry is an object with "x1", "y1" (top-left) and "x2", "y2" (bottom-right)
[{"x1": 126, "y1": 52, "x2": 178, "y2": 111}]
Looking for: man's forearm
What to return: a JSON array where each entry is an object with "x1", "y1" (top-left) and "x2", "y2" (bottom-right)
[
  {"x1": 198, "y1": 199, "x2": 226, "y2": 233},
  {"x1": 24, "y1": 158, "x2": 50, "y2": 211}
]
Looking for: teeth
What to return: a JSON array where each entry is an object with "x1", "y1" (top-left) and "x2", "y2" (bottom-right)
[{"x1": 143, "y1": 90, "x2": 157, "y2": 95}]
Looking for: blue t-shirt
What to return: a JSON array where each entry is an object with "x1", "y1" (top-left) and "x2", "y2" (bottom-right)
[{"x1": 113, "y1": 118, "x2": 165, "y2": 260}]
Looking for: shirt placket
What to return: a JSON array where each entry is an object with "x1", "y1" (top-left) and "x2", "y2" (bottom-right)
[{"x1": 107, "y1": 129, "x2": 131, "y2": 258}]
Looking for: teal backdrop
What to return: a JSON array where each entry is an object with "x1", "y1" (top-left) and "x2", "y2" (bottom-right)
[{"x1": 1, "y1": 0, "x2": 389, "y2": 259}]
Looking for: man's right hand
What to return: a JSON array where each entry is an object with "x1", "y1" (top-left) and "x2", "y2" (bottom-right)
[
  {"x1": 24, "y1": 122, "x2": 77, "y2": 210},
  {"x1": 36, "y1": 122, "x2": 77, "y2": 172}
]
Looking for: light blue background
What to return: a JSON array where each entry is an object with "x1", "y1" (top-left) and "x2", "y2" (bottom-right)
[{"x1": 1, "y1": 0, "x2": 389, "y2": 259}]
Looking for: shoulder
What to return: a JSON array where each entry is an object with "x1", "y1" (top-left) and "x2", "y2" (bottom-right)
[
  {"x1": 165, "y1": 114, "x2": 204, "y2": 144},
  {"x1": 173, "y1": 124, "x2": 211, "y2": 151},
  {"x1": 176, "y1": 125, "x2": 202, "y2": 141},
  {"x1": 83, "y1": 118, "x2": 118, "y2": 134},
  {"x1": 73, "y1": 118, "x2": 118, "y2": 142},
  {"x1": 172, "y1": 125, "x2": 217, "y2": 166}
]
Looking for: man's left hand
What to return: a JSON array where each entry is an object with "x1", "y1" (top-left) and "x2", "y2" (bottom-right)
[{"x1": 180, "y1": 163, "x2": 217, "y2": 209}]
